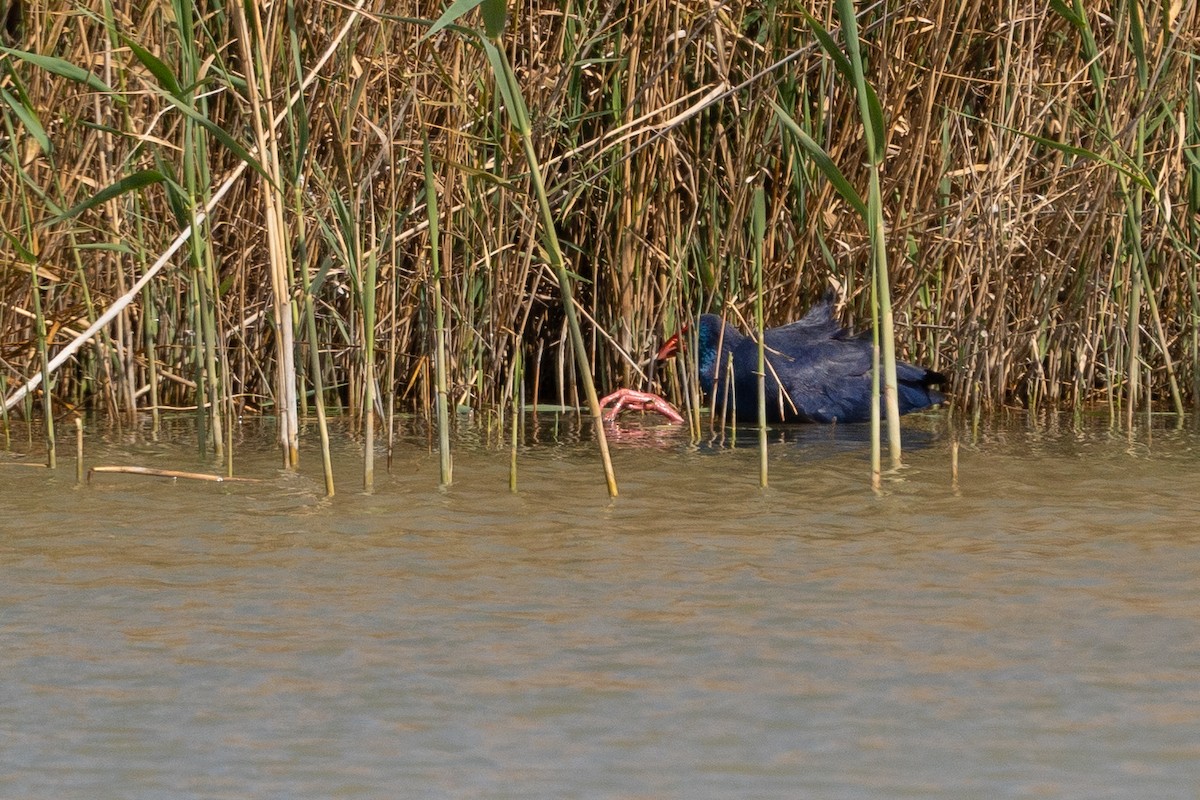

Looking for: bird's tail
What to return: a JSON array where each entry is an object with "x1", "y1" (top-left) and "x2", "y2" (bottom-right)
[{"x1": 897, "y1": 368, "x2": 946, "y2": 412}]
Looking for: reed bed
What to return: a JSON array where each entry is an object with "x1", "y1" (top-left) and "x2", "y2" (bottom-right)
[{"x1": 2, "y1": 0, "x2": 1199, "y2": 458}]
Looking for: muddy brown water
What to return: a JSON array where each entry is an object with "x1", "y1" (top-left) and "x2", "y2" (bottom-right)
[{"x1": 2, "y1": 414, "x2": 1199, "y2": 798}]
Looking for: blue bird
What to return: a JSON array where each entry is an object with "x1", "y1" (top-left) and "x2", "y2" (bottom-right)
[{"x1": 602, "y1": 296, "x2": 945, "y2": 424}]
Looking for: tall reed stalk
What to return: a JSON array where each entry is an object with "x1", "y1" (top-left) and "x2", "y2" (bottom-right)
[
  {"x1": 753, "y1": 184, "x2": 767, "y2": 488},
  {"x1": 74, "y1": 416, "x2": 83, "y2": 484},
  {"x1": 422, "y1": 134, "x2": 452, "y2": 487},
  {"x1": 362, "y1": 241, "x2": 379, "y2": 490},
  {"x1": 234, "y1": 0, "x2": 298, "y2": 467},
  {"x1": 173, "y1": 0, "x2": 225, "y2": 458},
  {"x1": 833, "y1": 0, "x2": 901, "y2": 468},
  {"x1": 478, "y1": 25, "x2": 618, "y2": 496},
  {"x1": 510, "y1": 347, "x2": 521, "y2": 493},
  {"x1": 29, "y1": 259, "x2": 54, "y2": 468},
  {"x1": 298, "y1": 210, "x2": 335, "y2": 496}
]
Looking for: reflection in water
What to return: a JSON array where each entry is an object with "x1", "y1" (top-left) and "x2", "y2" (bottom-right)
[{"x1": 1, "y1": 415, "x2": 1199, "y2": 798}]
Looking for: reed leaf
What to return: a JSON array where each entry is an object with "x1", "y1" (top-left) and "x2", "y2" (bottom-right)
[
  {"x1": 769, "y1": 98, "x2": 867, "y2": 218},
  {"x1": 0, "y1": 45, "x2": 115, "y2": 95},
  {"x1": 120, "y1": 35, "x2": 183, "y2": 98},
  {"x1": 424, "y1": 0, "x2": 491, "y2": 40},
  {"x1": 48, "y1": 169, "x2": 166, "y2": 224},
  {"x1": 0, "y1": 85, "x2": 50, "y2": 155}
]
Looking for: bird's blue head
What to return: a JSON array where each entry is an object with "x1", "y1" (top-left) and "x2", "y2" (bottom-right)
[{"x1": 656, "y1": 314, "x2": 742, "y2": 389}]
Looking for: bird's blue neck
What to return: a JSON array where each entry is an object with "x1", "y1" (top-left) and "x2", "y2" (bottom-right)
[{"x1": 696, "y1": 315, "x2": 743, "y2": 388}]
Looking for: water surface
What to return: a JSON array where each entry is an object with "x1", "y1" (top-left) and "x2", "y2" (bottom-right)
[{"x1": 2, "y1": 414, "x2": 1198, "y2": 798}]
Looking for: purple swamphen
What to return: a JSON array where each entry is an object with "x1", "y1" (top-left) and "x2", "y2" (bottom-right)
[{"x1": 602, "y1": 296, "x2": 945, "y2": 424}]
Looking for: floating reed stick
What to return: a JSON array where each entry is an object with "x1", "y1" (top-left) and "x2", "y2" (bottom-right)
[{"x1": 87, "y1": 466, "x2": 261, "y2": 483}]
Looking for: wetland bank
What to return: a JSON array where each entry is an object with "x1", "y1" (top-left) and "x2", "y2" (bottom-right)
[{"x1": 3, "y1": 1, "x2": 1199, "y2": 481}]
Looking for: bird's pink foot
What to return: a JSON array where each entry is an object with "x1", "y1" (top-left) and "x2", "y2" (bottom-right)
[{"x1": 599, "y1": 388, "x2": 684, "y2": 423}]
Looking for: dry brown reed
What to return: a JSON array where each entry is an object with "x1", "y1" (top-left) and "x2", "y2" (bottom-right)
[{"x1": 2, "y1": 0, "x2": 1199, "y2": 440}]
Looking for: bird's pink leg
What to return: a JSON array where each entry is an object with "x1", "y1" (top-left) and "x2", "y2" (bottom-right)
[{"x1": 599, "y1": 388, "x2": 684, "y2": 423}]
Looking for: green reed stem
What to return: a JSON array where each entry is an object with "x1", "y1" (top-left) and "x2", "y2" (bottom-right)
[
  {"x1": 134, "y1": 213, "x2": 161, "y2": 435},
  {"x1": 283, "y1": 0, "x2": 333, "y2": 495},
  {"x1": 834, "y1": 0, "x2": 901, "y2": 469},
  {"x1": 30, "y1": 262, "x2": 55, "y2": 469},
  {"x1": 363, "y1": 241, "x2": 378, "y2": 491},
  {"x1": 299, "y1": 230, "x2": 335, "y2": 497},
  {"x1": 753, "y1": 185, "x2": 768, "y2": 488},
  {"x1": 174, "y1": 0, "x2": 224, "y2": 457},
  {"x1": 423, "y1": 135, "x2": 453, "y2": 487},
  {"x1": 489, "y1": 38, "x2": 617, "y2": 497},
  {"x1": 510, "y1": 347, "x2": 521, "y2": 493}
]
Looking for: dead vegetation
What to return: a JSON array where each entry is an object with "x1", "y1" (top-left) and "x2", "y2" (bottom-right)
[{"x1": 2, "y1": 0, "x2": 1198, "y2": 445}]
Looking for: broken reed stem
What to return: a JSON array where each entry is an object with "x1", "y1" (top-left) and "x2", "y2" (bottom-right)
[
  {"x1": 226, "y1": 389, "x2": 235, "y2": 478},
  {"x1": 136, "y1": 220, "x2": 161, "y2": 435},
  {"x1": 75, "y1": 417, "x2": 83, "y2": 484},
  {"x1": 870, "y1": 291, "x2": 882, "y2": 492},
  {"x1": 0, "y1": 379, "x2": 9, "y2": 450},
  {"x1": 951, "y1": 439, "x2": 959, "y2": 488},
  {"x1": 386, "y1": 224, "x2": 399, "y2": 474}
]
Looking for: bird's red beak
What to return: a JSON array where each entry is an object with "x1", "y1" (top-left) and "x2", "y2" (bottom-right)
[{"x1": 655, "y1": 324, "x2": 689, "y2": 360}]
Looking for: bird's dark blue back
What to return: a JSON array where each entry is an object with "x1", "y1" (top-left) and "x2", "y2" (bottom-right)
[{"x1": 695, "y1": 300, "x2": 944, "y2": 424}]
